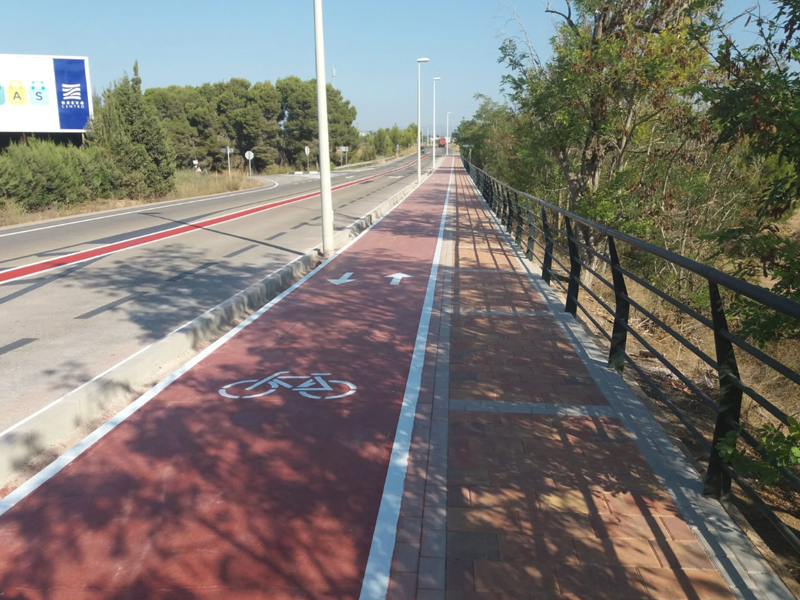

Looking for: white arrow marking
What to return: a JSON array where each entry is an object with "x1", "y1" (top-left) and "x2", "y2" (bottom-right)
[
  {"x1": 386, "y1": 273, "x2": 412, "y2": 286},
  {"x1": 328, "y1": 272, "x2": 356, "y2": 285}
]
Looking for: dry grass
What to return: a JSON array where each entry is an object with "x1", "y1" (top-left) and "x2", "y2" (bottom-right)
[{"x1": 0, "y1": 170, "x2": 262, "y2": 229}]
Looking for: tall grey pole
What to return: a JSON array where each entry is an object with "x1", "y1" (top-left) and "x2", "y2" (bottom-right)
[
  {"x1": 432, "y1": 77, "x2": 440, "y2": 173},
  {"x1": 313, "y1": 0, "x2": 334, "y2": 257},
  {"x1": 227, "y1": 148, "x2": 231, "y2": 179},
  {"x1": 416, "y1": 58, "x2": 429, "y2": 184}
]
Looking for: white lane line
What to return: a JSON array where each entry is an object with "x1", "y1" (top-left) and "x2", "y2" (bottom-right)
[
  {"x1": 0, "y1": 171, "x2": 425, "y2": 517},
  {"x1": 359, "y1": 160, "x2": 454, "y2": 600},
  {"x1": 0, "y1": 180, "x2": 280, "y2": 239}
]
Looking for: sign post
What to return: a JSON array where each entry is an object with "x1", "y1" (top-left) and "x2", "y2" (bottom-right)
[
  {"x1": 341, "y1": 146, "x2": 349, "y2": 166},
  {"x1": 221, "y1": 147, "x2": 233, "y2": 179},
  {"x1": 245, "y1": 150, "x2": 254, "y2": 177},
  {"x1": 304, "y1": 145, "x2": 311, "y2": 173},
  {"x1": 396, "y1": 143, "x2": 400, "y2": 157}
]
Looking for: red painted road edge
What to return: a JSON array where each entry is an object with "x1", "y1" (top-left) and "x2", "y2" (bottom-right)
[
  {"x1": 0, "y1": 157, "x2": 455, "y2": 599},
  {"x1": 0, "y1": 155, "x2": 425, "y2": 285}
]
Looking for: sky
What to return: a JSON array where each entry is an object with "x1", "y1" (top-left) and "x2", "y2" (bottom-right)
[{"x1": 1, "y1": 0, "x2": 765, "y2": 134}]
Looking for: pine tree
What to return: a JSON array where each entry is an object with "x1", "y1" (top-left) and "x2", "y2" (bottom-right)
[{"x1": 87, "y1": 62, "x2": 176, "y2": 198}]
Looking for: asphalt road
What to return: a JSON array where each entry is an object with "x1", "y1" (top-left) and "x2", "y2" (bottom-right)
[{"x1": 0, "y1": 152, "x2": 439, "y2": 433}]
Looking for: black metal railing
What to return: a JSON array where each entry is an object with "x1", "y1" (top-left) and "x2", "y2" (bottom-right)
[{"x1": 463, "y1": 159, "x2": 800, "y2": 554}]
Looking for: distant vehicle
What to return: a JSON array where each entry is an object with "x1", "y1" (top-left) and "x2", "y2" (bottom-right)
[
  {"x1": 421, "y1": 146, "x2": 426, "y2": 152},
  {"x1": 438, "y1": 138, "x2": 446, "y2": 148}
]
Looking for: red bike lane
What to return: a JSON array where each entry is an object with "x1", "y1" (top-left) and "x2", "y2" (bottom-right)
[{"x1": 0, "y1": 158, "x2": 455, "y2": 600}]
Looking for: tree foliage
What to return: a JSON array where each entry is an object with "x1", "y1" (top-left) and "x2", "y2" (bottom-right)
[
  {"x1": 88, "y1": 61, "x2": 176, "y2": 198},
  {"x1": 145, "y1": 77, "x2": 359, "y2": 171},
  {"x1": 690, "y1": 0, "x2": 800, "y2": 344},
  {"x1": 455, "y1": 1, "x2": 793, "y2": 299},
  {"x1": 358, "y1": 123, "x2": 418, "y2": 162}
]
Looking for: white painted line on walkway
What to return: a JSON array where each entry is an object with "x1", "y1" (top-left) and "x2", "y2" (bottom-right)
[{"x1": 358, "y1": 160, "x2": 454, "y2": 600}]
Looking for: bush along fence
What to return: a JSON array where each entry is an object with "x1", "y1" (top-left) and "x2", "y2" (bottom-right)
[{"x1": 463, "y1": 158, "x2": 800, "y2": 556}]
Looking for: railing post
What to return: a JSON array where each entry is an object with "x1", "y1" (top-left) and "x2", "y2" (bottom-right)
[
  {"x1": 503, "y1": 188, "x2": 514, "y2": 233},
  {"x1": 525, "y1": 209, "x2": 535, "y2": 261},
  {"x1": 564, "y1": 217, "x2": 582, "y2": 315},
  {"x1": 704, "y1": 281, "x2": 743, "y2": 500},
  {"x1": 499, "y1": 184, "x2": 508, "y2": 224},
  {"x1": 514, "y1": 193, "x2": 524, "y2": 246},
  {"x1": 541, "y1": 207, "x2": 554, "y2": 284},
  {"x1": 607, "y1": 236, "x2": 630, "y2": 372}
]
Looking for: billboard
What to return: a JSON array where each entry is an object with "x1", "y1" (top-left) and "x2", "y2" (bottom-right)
[{"x1": 0, "y1": 54, "x2": 93, "y2": 133}]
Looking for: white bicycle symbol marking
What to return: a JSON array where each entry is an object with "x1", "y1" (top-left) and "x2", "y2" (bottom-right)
[{"x1": 219, "y1": 371, "x2": 358, "y2": 400}]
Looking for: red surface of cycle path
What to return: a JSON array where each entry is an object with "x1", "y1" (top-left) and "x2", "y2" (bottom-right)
[{"x1": 0, "y1": 159, "x2": 454, "y2": 599}]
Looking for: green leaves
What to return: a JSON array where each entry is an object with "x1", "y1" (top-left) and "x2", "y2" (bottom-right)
[
  {"x1": 144, "y1": 77, "x2": 359, "y2": 171},
  {"x1": 88, "y1": 67, "x2": 176, "y2": 199},
  {"x1": 716, "y1": 417, "x2": 800, "y2": 486}
]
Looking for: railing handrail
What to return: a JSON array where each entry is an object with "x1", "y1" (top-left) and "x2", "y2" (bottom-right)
[{"x1": 465, "y1": 161, "x2": 800, "y2": 321}]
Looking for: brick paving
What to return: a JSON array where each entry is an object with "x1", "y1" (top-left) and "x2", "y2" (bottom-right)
[{"x1": 386, "y1": 165, "x2": 744, "y2": 599}]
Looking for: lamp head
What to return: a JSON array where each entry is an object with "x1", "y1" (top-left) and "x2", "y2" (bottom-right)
[
  {"x1": 417, "y1": 58, "x2": 430, "y2": 63},
  {"x1": 433, "y1": 77, "x2": 441, "y2": 81}
]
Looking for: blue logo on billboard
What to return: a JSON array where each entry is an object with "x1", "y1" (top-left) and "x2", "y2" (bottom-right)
[{"x1": 54, "y1": 58, "x2": 89, "y2": 130}]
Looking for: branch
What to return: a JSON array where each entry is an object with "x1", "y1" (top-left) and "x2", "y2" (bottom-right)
[
  {"x1": 503, "y1": 6, "x2": 543, "y2": 70},
  {"x1": 546, "y1": 1, "x2": 580, "y2": 35}
]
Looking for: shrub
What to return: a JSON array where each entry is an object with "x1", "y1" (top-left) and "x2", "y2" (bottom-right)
[{"x1": 0, "y1": 140, "x2": 116, "y2": 211}]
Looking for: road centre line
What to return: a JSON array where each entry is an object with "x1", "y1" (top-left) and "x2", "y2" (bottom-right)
[
  {"x1": 0, "y1": 158, "x2": 419, "y2": 285},
  {"x1": 0, "y1": 179, "x2": 280, "y2": 240},
  {"x1": 359, "y1": 160, "x2": 453, "y2": 600},
  {"x1": 0, "y1": 160, "x2": 425, "y2": 517}
]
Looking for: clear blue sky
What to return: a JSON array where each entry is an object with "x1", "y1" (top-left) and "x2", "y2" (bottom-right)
[{"x1": 1, "y1": 0, "x2": 763, "y2": 133}]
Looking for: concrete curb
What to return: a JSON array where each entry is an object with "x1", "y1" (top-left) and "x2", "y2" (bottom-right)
[{"x1": 0, "y1": 178, "x2": 421, "y2": 486}]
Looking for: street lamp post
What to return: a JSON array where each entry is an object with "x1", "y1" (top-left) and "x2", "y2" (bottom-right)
[
  {"x1": 416, "y1": 58, "x2": 429, "y2": 184},
  {"x1": 446, "y1": 111, "x2": 451, "y2": 156},
  {"x1": 433, "y1": 77, "x2": 440, "y2": 173},
  {"x1": 313, "y1": 0, "x2": 334, "y2": 257}
]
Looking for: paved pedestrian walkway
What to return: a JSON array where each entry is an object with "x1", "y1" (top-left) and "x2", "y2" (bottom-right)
[{"x1": 385, "y1": 164, "x2": 793, "y2": 599}]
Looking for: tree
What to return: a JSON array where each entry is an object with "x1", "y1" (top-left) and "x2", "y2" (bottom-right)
[
  {"x1": 691, "y1": 0, "x2": 800, "y2": 343},
  {"x1": 88, "y1": 61, "x2": 175, "y2": 198}
]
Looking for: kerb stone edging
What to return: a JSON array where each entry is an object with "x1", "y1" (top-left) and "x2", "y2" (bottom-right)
[{"x1": 0, "y1": 177, "x2": 422, "y2": 485}]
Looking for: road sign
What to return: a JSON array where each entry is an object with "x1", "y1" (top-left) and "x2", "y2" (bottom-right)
[
  {"x1": 192, "y1": 159, "x2": 199, "y2": 166},
  {"x1": 305, "y1": 146, "x2": 310, "y2": 156},
  {"x1": 221, "y1": 147, "x2": 232, "y2": 154},
  {"x1": 341, "y1": 146, "x2": 349, "y2": 153},
  {"x1": 244, "y1": 150, "x2": 254, "y2": 177}
]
